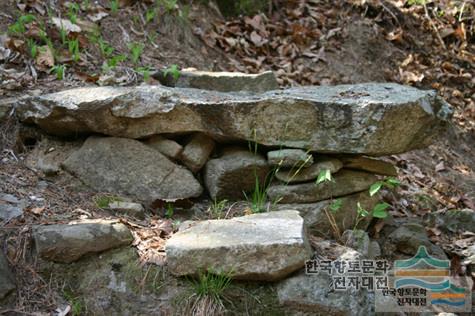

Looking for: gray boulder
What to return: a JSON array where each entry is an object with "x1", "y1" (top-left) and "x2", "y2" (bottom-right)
[
  {"x1": 155, "y1": 69, "x2": 279, "y2": 93},
  {"x1": 268, "y1": 170, "x2": 377, "y2": 204},
  {"x1": 179, "y1": 133, "x2": 215, "y2": 173},
  {"x1": 277, "y1": 246, "x2": 373, "y2": 316},
  {"x1": 108, "y1": 201, "x2": 145, "y2": 219},
  {"x1": 275, "y1": 157, "x2": 343, "y2": 183},
  {"x1": 62, "y1": 137, "x2": 203, "y2": 204},
  {"x1": 204, "y1": 147, "x2": 269, "y2": 200},
  {"x1": 33, "y1": 219, "x2": 133, "y2": 263},
  {"x1": 166, "y1": 210, "x2": 312, "y2": 281},
  {"x1": 0, "y1": 193, "x2": 25, "y2": 222},
  {"x1": 18, "y1": 83, "x2": 452, "y2": 156},
  {"x1": 383, "y1": 223, "x2": 447, "y2": 260},
  {"x1": 0, "y1": 251, "x2": 16, "y2": 300}
]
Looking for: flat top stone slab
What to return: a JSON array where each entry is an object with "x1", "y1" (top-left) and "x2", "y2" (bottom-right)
[
  {"x1": 166, "y1": 210, "x2": 312, "y2": 281},
  {"x1": 18, "y1": 83, "x2": 452, "y2": 156}
]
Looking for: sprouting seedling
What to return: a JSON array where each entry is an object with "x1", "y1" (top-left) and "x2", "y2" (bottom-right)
[
  {"x1": 50, "y1": 65, "x2": 65, "y2": 80},
  {"x1": 136, "y1": 66, "x2": 151, "y2": 81},
  {"x1": 329, "y1": 198, "x2": 342, "y2": 213},
  {"x1": 165, "y1": 203, "x2": 174, "y2": 218},
  {"x1": 316, "y1": 168, "x2": 332, "y2": 184},
  {"x1": 163, "y1": 64, "x2": 181, "y2": 81},
  {"x1": 26, "y1": 38, "x2": 38, "y2": 58},
  {"x1": 98, "y1": 37, "x2": 114, "y2": 57},
  {"x1": 128, "y1": 42, "x2": 144, "y2": 64},
  {"x1": 59, "y1": 26, "x2": 68, "y2": 45},
  {"x1": 110, "y1": 0, "x2": 119, "y2": 15},
  {"x1": 369, "y1": 177, "x2": 400, "y2": 196},
  {"x1": 8, "y1": 14, "x2": 36, "y2": 35},
  {"x1": 68, "y1": 3, "x2": 80, "y2": 24},
  {"x1": 145, "y1": 8, "x2": 156, "y2": 24},
  {"x1": 68, "y1": 38, "x2": 80, "y2": 62}
]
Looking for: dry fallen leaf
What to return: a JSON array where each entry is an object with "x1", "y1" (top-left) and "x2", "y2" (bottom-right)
[{"x1": 35, "y1": 45, "x2": 54, "y2": 70}]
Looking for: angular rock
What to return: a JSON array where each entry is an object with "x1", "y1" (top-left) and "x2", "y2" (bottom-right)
[
  {"x1": 383, "y1": 223, "x2": 447, "y2": 260},
  {"x1": 108, "y1": 201, "x2": 145, "y2": 219},
  {"x1": 267, "y1": 149, "x2": 313, "y2": 168},
  {"x1": 368, "y1": 241, "x2": 382, "y2": 259},
  {"x1": 425, "y1": 208, "x2": 475, "y2": 233},
  {"x1": 340, "y1": 156, "x2": 397, "y2": 176},
  {"x1": 0, "y1": 251, "x2": 16, "y2": 300},
  {"x1": 143, "y1": 135, "x2": 183, "y2": 160},
  {"x1": 274, "y1": 191, "x2": 378, "y2": 237},
  {"x1": 18, "y1": 83, "x2": 453, "y2": 156},
  {"x1": 179, "y1": 133, "x2": 215, "y2": 173},
  {"x1": 0, "y1": 193, "x2": 25, "y2": 222},
  {"x1": 33, "y1": 219, "x2": 133, "y2": 263},
  {"x1": 342, "y1": 229, "x2": 370, "y2": 257},
  {"x1": 275, "y1": 157, "x2": 343, "y2": 183},
  {"x1": 62, "y1": 137, "x2": 203, "y2": 204},
  {"x1": 277, "y1": 246, "x2": 372, "y2": 315},
  {"x1": 166, "y1": 210, "x2": 312, "y2": 281},
  {"x1": 268, "y1": 169, "x2": 377, "y2": 204},
  {"x1": 204, "y1": 147, "x2": 269, "y2": 200},
  {"x1": 154, "y1": 69, "x2": 279, "y2": 93}
]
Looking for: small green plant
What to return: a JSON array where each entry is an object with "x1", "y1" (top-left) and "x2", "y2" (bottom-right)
[
  {"x1": 97, "y1": 37, "x2": 114, "y2": 57},
  {"x1": 145, "y1": 8, "x2": 156, "y2": 24},
  {"x1": 81, "y1": 0, "x2": 90, "y2": 10},
  {"x1": 165, "y1": 203, "x2": 174, "y2": 218},
  {"x1": 178, "y1": 4, "x2": 191, "y2": 24},
  {"x1": 68, "y1": 38, "x2": 80, "y2": 62},
  {"x1": 8, "y1": 14, "x2": 36, "y2": 35},
  {"x1": 63, "y1": 290, "x2": 83, "y2": 316},
  {"x1": 68, "y1": 3, "x2": 80, "y2": 24},
  {"x1": 94, "y1": 195, "x2": 123, "y2": 208},
  {"x1": 106, "y1": 54, "x2": 126, "y2": 69},
  {"x1": 184, "y1": 269, "x2": 233, "y2": 315},
  {"x1": 26, "y1": 38, "x2": 38, "y2": 58},
  {"x1": 316, "y1": 168, "x2": 332, "y2": 184},
  {"x1": 208, "y1": 199, "x2": 228, "y2": 219},
  {"x1": 163, "y1": 64, "x2": 181, "y2": 81},
  {"x1": 136, "y1": 66, "x2": 151, "y2": 81},
  {"x1": 244, "y1": 175, "x2": 269, "y2": 213},
  {"x1": 59, "y1": 26, "x2": 68, "y2": 45},
  {"x1": 329, "y1": 198, "x2": 342, "y2": 213},
  {"x1": 110, "y1": 0, "x2": 119, "y2": 15},
  {"x1": 128, "y1": 42, "x2": 144, "y2": 64},
  {"x1": 369, "y1": 177, "x2": 400, "y2": 196},
  {"x1": 50, "y1": 64, "x2": 65, "y2": 80},
  {"x1": 159, "y1": 0, "x2": 177, "y2": 13}
]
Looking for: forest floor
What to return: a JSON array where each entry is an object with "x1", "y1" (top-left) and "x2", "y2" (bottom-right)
[{"x1": 0, "y1": 0, "x2": 474, "y2": 314}]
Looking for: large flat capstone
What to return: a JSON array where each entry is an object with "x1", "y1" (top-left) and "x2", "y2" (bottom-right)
[
  {"x1": 18, "y1": 83, "x2": 452, "y2": 156},
  {"x1": 62, "y1": 137, "x2": 203, "y2": 203},
  {"x1": 165, "y1": 210, "x2": 312, "y2": 281}
]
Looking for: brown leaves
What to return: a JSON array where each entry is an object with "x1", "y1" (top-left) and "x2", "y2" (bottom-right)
[{"x1": 35, "y1": 45, "x2": 54, "y2": 70}]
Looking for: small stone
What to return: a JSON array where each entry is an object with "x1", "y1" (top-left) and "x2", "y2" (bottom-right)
[
  {"x1": 268, "y1": 169, "x2": 377, "y2": 204},
  {"x1": 267, "y1": 149, "x2": 313, "y2": 168},
  {"x1": 368, "y1": 241, "x2": 381, "y2": 259},
  {"x1": 0, "y1": 205, "x2": 23, "y2": 222},
  {"x1": 179, "y1": 133, "x2": 215, "y2": 173},
  {"x1": 275, "y1": 157, "x2": 343, "y2": 183},
  {"x1": 143, "y1": 135, "x2": 183, "y2": 160},
  {"x1": 204, "y1": 147, "x2": 269, "y2": 200},
  {"x1": 108, "y1": 201, "x2": 145, "y2": 219},
  {"x1": 0, "y1": 251, "x2": 16, "y2": 300},
  {"x1": 341, "y1": 229, "x2": 370, "y2": 257},
  {"x1": 166, "y1": 210, "x2": 312, "y2": 281},
  {"x1": 340, "y1": 156, "x2": 397, "y2": 176},
  {"x1": 33, "y1": 219, "x2": 133, "y2": 263}
]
